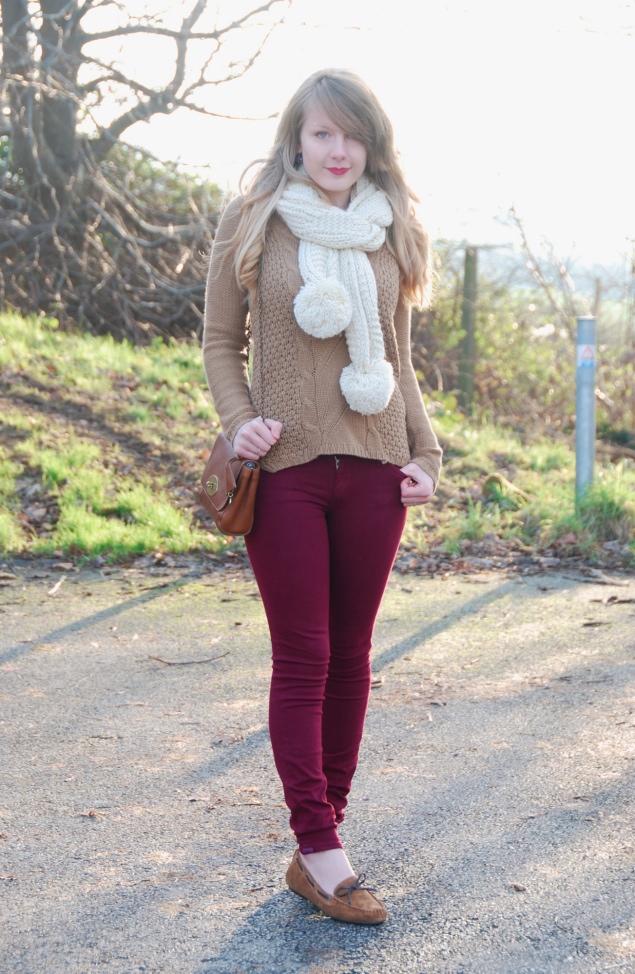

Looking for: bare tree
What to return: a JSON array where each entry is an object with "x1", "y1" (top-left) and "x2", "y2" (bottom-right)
[
  {"x1": 0, "y1": 0, "x2": 288, "y2": 338},
  {"x1": 507, "y1": 205, "x2": 580, "y2": 337}
]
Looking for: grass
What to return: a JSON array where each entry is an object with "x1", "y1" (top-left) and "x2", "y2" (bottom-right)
[
  {"x1": 552, "y1": 472, "x2": 635, "y2": 556},
  {"x1": 0, "y1": 405, "x2": 213, "y2": 560},
  {"x1": 0, "y1": 312, "x2": 223, "y2": 561},
  {"x1": 1, "y1": 311, "x2": 634, "y2": 567},
  {"x1": 0, "y1": 445, "x2": 26, "y2": 552},
  {"x1": 402, "y1": 404, "x2": 635, "y2": 567}
]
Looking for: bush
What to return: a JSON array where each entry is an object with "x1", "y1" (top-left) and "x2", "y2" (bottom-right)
[{"x1": 0, "y1": 140, "x2": 224, "y2": 341}]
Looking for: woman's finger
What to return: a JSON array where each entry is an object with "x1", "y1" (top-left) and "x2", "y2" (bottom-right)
[
  {"x1": 243, "y1": 429, "x2": 273, "y2": 450},
  {"x1": 400, "y1": 478, "x2": 434, "y2": 506},
  {"x1": 233, "y1": 417, "x2": 281, "y2": 458},
  {"x1": 263, "y1": 418, "x2": 283, "y2": 439}
]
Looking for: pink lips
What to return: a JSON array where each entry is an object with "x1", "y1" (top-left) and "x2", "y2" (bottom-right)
[{"x1": 327, "y1": 168, "x2": 350, "y2": 175}]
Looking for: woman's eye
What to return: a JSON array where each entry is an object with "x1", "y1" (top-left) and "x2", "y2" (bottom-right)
[{"x1": 315, "y1": 131, "x2": 329, "y2": 139}]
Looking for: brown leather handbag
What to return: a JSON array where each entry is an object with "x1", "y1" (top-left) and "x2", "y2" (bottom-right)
[{"x1": 196, "y1": 433, "x2": 260, "y2": 536}]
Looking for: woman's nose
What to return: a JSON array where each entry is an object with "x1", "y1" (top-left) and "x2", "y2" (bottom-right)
[{"x1": 330, "y1": 136, "x2": 346, "y2": 159}]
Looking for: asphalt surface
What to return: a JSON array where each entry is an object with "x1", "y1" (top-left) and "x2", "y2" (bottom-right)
[{"x1": 1, "y1": 562, "x2": 634, "y2": 974}]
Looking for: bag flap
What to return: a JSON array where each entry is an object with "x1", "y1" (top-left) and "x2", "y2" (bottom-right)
[{"x1": 201, "y1": 434, "x2": 237, "y2": 513}]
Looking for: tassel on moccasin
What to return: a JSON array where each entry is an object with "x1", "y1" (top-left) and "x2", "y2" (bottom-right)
[{"x1": 285, "y1": 849, "x2": 387, "y2": 924}]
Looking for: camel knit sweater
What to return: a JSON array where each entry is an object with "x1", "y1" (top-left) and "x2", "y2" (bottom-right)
[{"x1": 202, "y1": 196, "x2": 442, "y2": 485}]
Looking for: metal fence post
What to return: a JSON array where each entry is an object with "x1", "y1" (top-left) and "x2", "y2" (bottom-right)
[{"x1": 575, "y1": 315, "x2": 596, "y2": 501}]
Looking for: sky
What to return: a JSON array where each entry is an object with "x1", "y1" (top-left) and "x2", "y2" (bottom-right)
[{"x1": 107, "y1": 0, "x2": 635, "y2": 269}]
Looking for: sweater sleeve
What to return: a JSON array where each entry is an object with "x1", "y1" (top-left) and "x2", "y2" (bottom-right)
[
  {"x1": 202, "y1": 196, "x2": 260, "y2": 444},
  {"x1": 394, "y1": 296, "x2": 443, "y2": 488}
]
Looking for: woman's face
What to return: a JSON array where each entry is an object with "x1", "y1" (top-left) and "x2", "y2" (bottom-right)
[{"x1": 298, "y1": 104, "x2": 367, "y2": 209}]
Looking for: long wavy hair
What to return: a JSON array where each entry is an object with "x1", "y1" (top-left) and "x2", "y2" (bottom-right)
[{"x1": 225, "y1": 68, "x2": 430, "y2": 305}]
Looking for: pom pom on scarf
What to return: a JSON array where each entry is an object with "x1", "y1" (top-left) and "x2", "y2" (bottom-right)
[
  {"x1": 277, "y1": 176, "x2": 395, "y2": 415},
  {"x1": 339, "y1": 359, "x2": 395, "y2": 415},
  {"x1": 293, "y1": 278, "x2": 351, "y2": 338}
]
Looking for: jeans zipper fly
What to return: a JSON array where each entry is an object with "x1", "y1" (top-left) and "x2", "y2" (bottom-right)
[{"x1": 334, "y1": 455, "x2": 340, "y2": 470}]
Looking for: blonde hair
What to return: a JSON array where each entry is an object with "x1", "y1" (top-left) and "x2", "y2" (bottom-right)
[{"x1": 226, "y1": 68, "x2": 430, "y2": 305}]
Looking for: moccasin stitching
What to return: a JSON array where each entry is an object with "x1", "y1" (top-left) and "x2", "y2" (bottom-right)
[{"x1": 289, "y1": 851, "x2": 386, "y2": 920}]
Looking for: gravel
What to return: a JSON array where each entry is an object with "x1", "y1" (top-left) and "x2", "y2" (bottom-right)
[{"x1": 0, "y1": 564, "x2": 634, "y2": 974}]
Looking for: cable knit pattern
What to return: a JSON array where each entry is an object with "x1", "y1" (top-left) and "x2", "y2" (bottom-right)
[
  {"x1": 277, "y1": 177, "x2": 395, "y2": 414},
  {"x1": 202, "y1": 196, "x2": 442, "y2": 486}
]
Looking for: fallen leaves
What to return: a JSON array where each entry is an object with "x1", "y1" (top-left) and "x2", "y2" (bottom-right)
[{"x1": 556, "y1": 532, "x2": 577, "y2": 548}]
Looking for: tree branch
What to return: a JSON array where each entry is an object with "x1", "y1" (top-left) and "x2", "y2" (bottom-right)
[
  {"x1": 80, "y1": 0, "x2": 288, "y2": 44},
  {"x1": 508, "y1": 206, "x2": 577, "y2": 337},
  {"x1": 0, "y1": 0, "x2": 32, "y2": 49},
  {"x1": 168, "y1": 0, "x2": 208, "y2": 105},
  {"x1": 0, "y1": 0, "x2": 285, "y2": 340},
  {"x1": 70, "y1": 0, "x2": 118, "y2": 28}
]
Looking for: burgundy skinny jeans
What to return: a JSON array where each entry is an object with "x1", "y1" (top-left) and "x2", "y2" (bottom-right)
[{"x1": 244, "y1": 454, "x2": 407, "y2": 853}]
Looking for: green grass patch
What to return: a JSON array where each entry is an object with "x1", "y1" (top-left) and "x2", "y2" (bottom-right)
[
  {"x1": 42, "y1": 483, "x2": 202, "y2": 560},
  {"x1": 0, "y1": 446, "x2": 26, "y2": 551},
  {"x1": 442, "y1": 497, "x2": 512, "y2": 554},
  {"x1": 525, "y1": 440, "x2": 571, "y2": 473},
  {"x1": 2, "y1": 312, "x2": 635, "y2": 566},
  {"x1": 0, "y1": 312, "x2": 226, "y2": 560},
  {"x1": 8, "y1": 425, "x2": 214, "y2": 560},
  {"x1": 550, "y1": 470, "x2": 635, "y2": 561},
  {"x1": 0, "y1": 311, "x2": 217, "y2": 442}
]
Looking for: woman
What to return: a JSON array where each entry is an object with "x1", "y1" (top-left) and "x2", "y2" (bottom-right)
[{"x1": 203, "y1": 69, "x2": 441, "y2": 925}]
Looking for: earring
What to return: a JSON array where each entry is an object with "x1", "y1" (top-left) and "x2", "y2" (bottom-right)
[{"x1": 294, "y1": 152, "x2": 303, "y2": 167}]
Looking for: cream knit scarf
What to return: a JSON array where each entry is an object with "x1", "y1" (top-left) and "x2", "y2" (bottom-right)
[{"x1": 277, "y1": 175, "x2": 395, "y2": 415}]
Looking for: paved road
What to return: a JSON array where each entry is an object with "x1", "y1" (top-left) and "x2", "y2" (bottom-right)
[{"x1": 1, "y1": 563, "x2": 634, "y2": 974}]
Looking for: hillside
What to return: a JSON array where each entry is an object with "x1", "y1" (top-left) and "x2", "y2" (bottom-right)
[{"x1": 1, "y1": 313, "x2": 633, "y2": 574}]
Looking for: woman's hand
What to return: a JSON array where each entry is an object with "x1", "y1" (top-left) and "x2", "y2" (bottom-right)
[
  {"x1": 233, "y1": 417, "x2": 282, "y2": 461},
  {"x1": 399, "y1": 462, "x2": 435, "y2": 507}
]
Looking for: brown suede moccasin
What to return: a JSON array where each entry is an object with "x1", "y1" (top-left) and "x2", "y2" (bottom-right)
[{"x1": 285, "y1": 850, "x2": 387, "y2": 924}]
